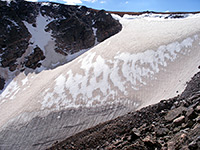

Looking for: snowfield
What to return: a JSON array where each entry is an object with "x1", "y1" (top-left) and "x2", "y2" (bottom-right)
[{"x1": 0, "y1": 13, "x2": 200, "y2": 150}]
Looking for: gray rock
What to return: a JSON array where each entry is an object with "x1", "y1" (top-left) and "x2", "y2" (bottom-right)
[
  {"x1": 195, "y1": 105, "x2": 200, "y2": 113},
  {"x1": 188, "y1": 141, "x2": 198, "y2": 150},
  {"x1": 186, "y1": 108, "x2": 198, "y2": 120},
  {"x1": 195, "y1": 116, "x2": 200, "y2": 123},
  {"x1": 24, "y1": 46, "x2": 45, "y2": 69},
  {"x1": 0, "y1": 77, "x2": 5, "y2": 90},
  {"x1": 156, "y1": 127, "x2": 169, "y2": 137},
  {"x1": 165, "y1": 106, "x2": 187, "y2": 122},
  {"x1": 131, "y1": 128, "x2": 141, "y2": 137},
  {"x1": 173, "y1": 116, "x2": 185, "y2": 126}
]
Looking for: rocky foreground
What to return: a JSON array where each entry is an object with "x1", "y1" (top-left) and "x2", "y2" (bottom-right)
[{"x1": 48, "y1": 71, "x2": 200, "y2": 150}]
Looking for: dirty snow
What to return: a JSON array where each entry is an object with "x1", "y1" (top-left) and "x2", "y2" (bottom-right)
[
  {"x1": 23, "y1": 13, "x2": 53, "y2": 54},
  {"x1": 1, "y1": 13, "x2": 200, "y2": 129},
  {"x1": 41, "y1": 35, "x2": 198, "y2": 109}
]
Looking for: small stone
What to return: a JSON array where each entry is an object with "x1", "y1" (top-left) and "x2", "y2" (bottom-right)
[
  {"x1": 180, "y1": 133, "x2": 187, "y2": 140},
  {"x1": 126, "y1": 141, "x2": 146, "y2": 149},
  {"x1": 142, "y1": 135, "x2": 162, "y2": 149},
  {"x1": 195, "y1": 105, "x2": 200, "y2": 113},
  {"x1": 165, "y1": 107, "x2": 187, "y2": 122},
  {"x1": 195, "y1": 116, "x2": 200, "y2": 123},
  {"x1": 186, "y1": 108, "x2": 197, "y2": 120},
  {"x1": 186, "y1": 120, "x2": 195, "y2": 128},
  {"x1": 181, "y1": 123, "x2": 187, "y2": 129},
  {"x1": 143, "y1": 136, "x2": 155, "y2": 147},
  {"x1": 188, "y1": 141, "x2": 198, "y2": 150},
  {"x1": 163, "y1": 136, "x2": 171, "y2": 142},
  {"x1": 173, "y1": 127, "x2": 181, "y2": 133},
  {"x1": 131, "y1": 128, "x2": 141, "y2": 137},
  {"x1": 173, "y1": 116, "x2": 185, "y2": 126},
  {"x1": 156, "y1": 128, "x2": 169, "y2": 137},
  {"x1": 9, "y1": 64, "x2": 17, "y2": 72},
  {"x1": 181, "y1": 146, "x2": 190, "y2": 150},
  {"x1": 143, "y1": 136, "x2": 151, "y2": 143},
  {"x1": 167, "y1": 141, "x2": 174, "y2": 150}
]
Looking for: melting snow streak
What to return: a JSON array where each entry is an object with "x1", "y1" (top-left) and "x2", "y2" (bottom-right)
[{"x1": 41, "y1": 35, "x2": 197, "y2": 110}]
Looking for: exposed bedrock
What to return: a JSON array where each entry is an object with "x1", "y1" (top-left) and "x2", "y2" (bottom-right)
[
  {"x1": 24, "y1": 46, "x2": 45, "y2": 69},
  {"x1": 0, "y1": 1, "x2": 31, "y2": 71},
  {"x1": 93, "y1": 10, "x2": 122, "y2": 42},
  {"x1": 0, "y1": 0, "x2": 122, "y2": 73}
]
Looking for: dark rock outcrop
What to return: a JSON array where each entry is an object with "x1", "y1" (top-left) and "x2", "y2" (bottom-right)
[
  {"x1": 0, "y1": 0, "x2": 122, "y2": 91},
  {"x1": 24, "y1": 46, "x2": 45, "y2": 69},
  {"x1": 0, "y1": 0, "x2": 122, "y2": 73},
  {"x1": 48, "y1": 72, "x2": 200, "y2": 150},
  {"x1": 0, "y1": 77, "x2": 5, "y2": 90},
  {"x1": 0, "y1": 1, "x2": 31, "y2": 71},
  {"x1": 93, "y1": 10, "x2": 122, "y2": 42},
  {"x1": 46, "y1": 16, "x2": 95, "y2": 55}
]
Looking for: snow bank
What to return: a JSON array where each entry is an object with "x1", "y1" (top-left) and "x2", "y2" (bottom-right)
[{"x1": 1, "y1": 13, "x2": 200, "y2": 129}]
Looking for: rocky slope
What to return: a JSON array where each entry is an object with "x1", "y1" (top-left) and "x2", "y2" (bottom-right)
[
  {"x1": 48, "y1": 71, "x2": 200, "y2": 150},
  {"x1": 0, "y1": 0, "x2": 122, "y2": 90}
]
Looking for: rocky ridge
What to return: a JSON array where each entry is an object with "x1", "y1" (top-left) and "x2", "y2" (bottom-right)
[
  {"x1": 0, "y1": 0, "x2": 122, "y2": 90},
  {"x1": 48, "y1": 71, "x2": 200, "y2": 150}
]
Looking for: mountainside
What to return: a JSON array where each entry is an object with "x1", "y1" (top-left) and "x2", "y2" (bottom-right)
[
  {"x1": 0, "y1": 1, "x2": 200, "y2": 150},
  {"x1": 0, "y1": 0, "x2": 121, "y2": 90}
]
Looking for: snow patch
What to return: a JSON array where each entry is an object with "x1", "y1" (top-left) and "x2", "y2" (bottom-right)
[
  {"x1": 22, "y1": 77, "x2": 28, "y2": 86},
  {"x1": 41, "y1": 2, "x2": 50, "y2": 6},
  {"x1": 41, "y1": 35, "x2": 197, "y2": 109},
  {"x1": 23, "y1": 13, "x2": 54, "y2": 53},
  {"x1": 0, "y1": 80, "x2": 19, "y2": 102},
  {"x1": 92, "y1": 27, "x2": 98, "y2": 45},
  {"x1": 112, "y1": 13, "x2": 200, "y2": 22}
]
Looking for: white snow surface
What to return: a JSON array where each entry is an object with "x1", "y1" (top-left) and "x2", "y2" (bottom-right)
[
  {"x1": 23, "y1": 13, "x2": 53, "y2": 54},
  {"x1": 1, "y1": 14, "x2": 200, "y2": 128}
]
